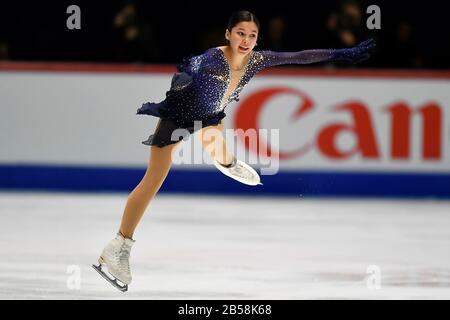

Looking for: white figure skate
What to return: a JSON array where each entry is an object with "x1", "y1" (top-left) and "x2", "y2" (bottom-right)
[
  {"x1": 92, "y1": 233, "x2": 135, "y2": 292},
  {"x1": 214, "y1": 157, "x2": 262, "y2": 186}
]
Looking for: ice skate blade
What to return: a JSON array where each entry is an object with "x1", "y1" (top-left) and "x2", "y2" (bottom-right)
[{"x1": 92, "y1": 263, "x2": 128, "y2": 292}]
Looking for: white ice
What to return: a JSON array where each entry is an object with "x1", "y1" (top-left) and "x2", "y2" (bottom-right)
[{"x1": 1, "y1": 191, "x2": 450, "y2": 299}]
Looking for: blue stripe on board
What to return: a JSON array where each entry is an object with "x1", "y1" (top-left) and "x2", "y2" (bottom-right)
[{"x1": 0, "y1": 163, "x2": 449, "y2": 198}]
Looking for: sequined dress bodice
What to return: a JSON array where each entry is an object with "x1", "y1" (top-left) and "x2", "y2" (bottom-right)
[
  {"x1": 137, "y1": 44, "x2": 373, "y2": 127},
  {"x1": 162, "y1": 48, "x2": 259, "y2": 124},
  {"x1": 136, "y1": 40, "x2": 375, "y2": 146}
]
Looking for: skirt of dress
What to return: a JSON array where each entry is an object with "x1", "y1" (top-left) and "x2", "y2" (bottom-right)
[{"x1": 137, "y1": 102, "x2": 226, "y2": 148}]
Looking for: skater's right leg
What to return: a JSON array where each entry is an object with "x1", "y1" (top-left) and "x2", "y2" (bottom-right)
[
  {"x1": 119, "y1": 141, "x2": 180, "y2": 239},
  {"x1": 94, "y1": 139, "x2": 180, "y2": 290}
]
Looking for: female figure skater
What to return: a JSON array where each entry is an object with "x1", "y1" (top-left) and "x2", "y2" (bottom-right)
[{"x1": 93, "y1": 10, "x2": 375, "y2": 291}]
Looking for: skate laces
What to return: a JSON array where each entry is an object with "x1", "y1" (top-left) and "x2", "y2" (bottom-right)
[
  {"x1": 115, "y1": 242, "x2": 131, "y2": 274},
  {"x1": 217, "y1": 157, "x2": 255, "y2": 181},
  {"x1": 229, "y1": 163, "x2": 253, "y2": 179}
]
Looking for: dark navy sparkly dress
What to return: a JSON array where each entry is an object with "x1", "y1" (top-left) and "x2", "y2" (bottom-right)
[{"x1": 136, "y1": 39, "x2": 375, "y2": 147}]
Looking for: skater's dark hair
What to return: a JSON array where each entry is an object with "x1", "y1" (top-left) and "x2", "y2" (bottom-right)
[{"x1": 227, "y1": 10, "x2": 260, "y2": 33}]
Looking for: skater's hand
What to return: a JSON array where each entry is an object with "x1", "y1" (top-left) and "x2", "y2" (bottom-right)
[{"x1": 334, "y1": 38, "x2": 376, "y2": 64}]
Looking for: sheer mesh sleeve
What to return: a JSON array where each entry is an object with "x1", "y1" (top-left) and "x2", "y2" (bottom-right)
[
  {"x1": 257, "y1": 39, "x2": 376, "y2": 69},
  {"x1": 259, "y1": 49, "x2": 338, "y2": 68}
]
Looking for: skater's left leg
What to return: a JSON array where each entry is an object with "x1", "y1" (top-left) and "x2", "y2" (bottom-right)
[
  {"x1": 119, "y1": 141, "x2": 181, "y2": 239},
  {"x1": 198, "y1": 121, "x2": 234, "y2": 166}
]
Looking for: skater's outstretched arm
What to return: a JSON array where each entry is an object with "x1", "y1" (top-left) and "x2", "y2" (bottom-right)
[{"x1": 258, "y1": 38, "x2": 376, "y2": 68}]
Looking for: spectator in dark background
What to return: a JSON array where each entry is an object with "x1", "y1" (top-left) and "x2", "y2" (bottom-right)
[
  {"x1": 325, "y1": 0, "x2": 365, "y2": 48},
  {"x1": 265, "y1": 14, "x2": 288, "y2": 51},
  {"x1": 324, "y1": 0, "x2": 381, "y2": 67},
  {"x1": 388, "y1": 20, "x2": 423, "y2": 69},
  {"x1": 110, "y1": 1, "x2": 161, "y2": 63},
  {"x1": 0, "y1": 41, "x2": 10, "y2": 61}
]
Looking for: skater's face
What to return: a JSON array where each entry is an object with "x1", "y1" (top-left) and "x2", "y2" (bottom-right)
[{"x1": 225, "y1": 21, "x2": 258, "y2": 56}]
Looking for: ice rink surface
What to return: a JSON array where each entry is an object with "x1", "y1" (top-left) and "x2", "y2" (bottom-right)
[{"x1": 1, "y1": 191, "x2": 450, "y2": 300}]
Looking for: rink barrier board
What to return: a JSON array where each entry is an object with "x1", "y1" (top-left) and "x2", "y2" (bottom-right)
[
  {"x1": 1, "y1": 62, "x2": 449, "y2": 198},
  {"x1": 0, "y1": 163, "x2": 449, "y2": 199}
]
